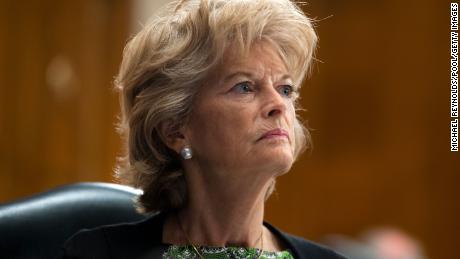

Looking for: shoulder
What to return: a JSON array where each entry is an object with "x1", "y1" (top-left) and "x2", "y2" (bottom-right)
[
  {"x1": 264, "y1": 222, "x2": 348, "y2": 259},
  {"x1": 59, "y1": 213, "x2": 164, "y2": 259},
  {"x1": 283, "y1": 232, "x2": 348, "y2": 259}
]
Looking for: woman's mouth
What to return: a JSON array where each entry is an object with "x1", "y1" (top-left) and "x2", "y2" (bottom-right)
[{"x1": 259, "y1": 128, "x2": 289, "y2": 141}]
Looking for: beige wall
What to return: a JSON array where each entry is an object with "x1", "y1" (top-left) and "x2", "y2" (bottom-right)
[
  {"x1": 0, "y1": 0, "x2": 131, "y2": 197},
  {"x1": 131, "y1": 0, "x2": 173, "y2": 31}
]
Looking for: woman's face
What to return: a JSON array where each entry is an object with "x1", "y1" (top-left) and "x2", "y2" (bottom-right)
[{"x1": 184, "y1": 42, "x2": 297, "y2": 179}]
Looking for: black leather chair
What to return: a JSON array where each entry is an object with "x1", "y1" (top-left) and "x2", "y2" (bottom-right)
[{"x1": 0, "y1": 182, "x2": 147, "y2": 259}]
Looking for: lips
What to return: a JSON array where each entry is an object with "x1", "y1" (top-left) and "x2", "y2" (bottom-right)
[{"x1": 259, "y1": 128, "x2": 289, "y2": 141}]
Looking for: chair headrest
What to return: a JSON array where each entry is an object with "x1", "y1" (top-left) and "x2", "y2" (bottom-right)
[{"x1": 0, "y1": 182, "x2": 146, "y2": 259}]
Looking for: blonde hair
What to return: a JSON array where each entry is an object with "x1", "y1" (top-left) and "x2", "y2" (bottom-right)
[{"x1": 115, "y1": 0, "x2": 317, "y2": 214}]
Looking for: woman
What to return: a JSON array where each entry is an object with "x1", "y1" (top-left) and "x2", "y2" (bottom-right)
[{"x1": 61, "y1": 0, "x2": 346, "y2": 258}]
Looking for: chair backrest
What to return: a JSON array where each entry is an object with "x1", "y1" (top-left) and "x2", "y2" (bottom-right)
[{"x1": 0, "y1": 182, "x2": 147, "y2": 259}]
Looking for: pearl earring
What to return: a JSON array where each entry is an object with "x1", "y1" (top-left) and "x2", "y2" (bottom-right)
[{"x1": 180, "y1": 146, "x2": 193, "y2": 159}]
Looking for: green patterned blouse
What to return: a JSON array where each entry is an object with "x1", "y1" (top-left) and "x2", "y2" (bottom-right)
[{"x1": 163, "y1": 244, "x2": 294, "y2": 259}]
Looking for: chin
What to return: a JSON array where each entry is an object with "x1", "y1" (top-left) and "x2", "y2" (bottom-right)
[
  {"x1": 273, "y1": 160, "x2": 293, "y2": 177},
  {"x1": 263, "y1": 152, "x2": 294, "y2": 177}
]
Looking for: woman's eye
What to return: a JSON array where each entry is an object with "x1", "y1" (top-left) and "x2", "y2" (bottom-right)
[
  {"x1": 279, "y1": 85, "x2": 294, "y2": 97},
  {"x1": 232, "y1": 82, "x2": 253, "y2": 94}
]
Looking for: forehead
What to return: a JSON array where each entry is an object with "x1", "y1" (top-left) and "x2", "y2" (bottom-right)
[{"x1": 219, "y1": 41, "x2": 290, "y2": 78}]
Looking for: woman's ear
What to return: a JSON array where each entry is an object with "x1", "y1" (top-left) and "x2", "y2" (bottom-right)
[{"x1": 157, "y1": 120, "x2": 187, "y2": 154}]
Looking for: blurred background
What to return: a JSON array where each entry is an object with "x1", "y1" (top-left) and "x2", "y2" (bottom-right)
[{"x1": 0, "y1": 0, "x2": 457, "y2": 258}]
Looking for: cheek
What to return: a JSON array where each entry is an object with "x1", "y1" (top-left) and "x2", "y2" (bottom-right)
[{"x1": 188, "y1": 101, "x2": 253, "y2": 152}]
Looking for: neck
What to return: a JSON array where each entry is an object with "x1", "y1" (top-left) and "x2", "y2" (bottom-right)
[{"x1": 163, "y1": 163, "x2": 275, "y2": 249}]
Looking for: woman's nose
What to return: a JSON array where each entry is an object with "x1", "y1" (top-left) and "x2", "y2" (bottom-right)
[{"x1": 262, "y1": 87, "x2": 287, "y2": 118}]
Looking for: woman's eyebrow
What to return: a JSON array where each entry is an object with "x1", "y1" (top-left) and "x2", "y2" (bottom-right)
[
  {"x1": 222, "y1": 71, "x2": 254, "y2": 83},
  {"x1": 222, "y1": 72, "x2": 293, "y2": 83},
  {"x1": 278, "y1": 74, "x2": 293, "y2": 83}
]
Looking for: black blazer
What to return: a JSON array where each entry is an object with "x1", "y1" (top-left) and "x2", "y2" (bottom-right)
[{"x1": 60, "y1": 212, "x2": 346, "y2": 259}]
